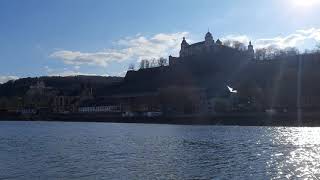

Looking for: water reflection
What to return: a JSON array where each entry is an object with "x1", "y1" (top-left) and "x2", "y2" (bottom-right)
[
  {"x1": 267, "y1": 127, "x2": 320, "y2": 179},
  {"x1": 0, "y1": 122, "x2": 320, "y2": 179}
]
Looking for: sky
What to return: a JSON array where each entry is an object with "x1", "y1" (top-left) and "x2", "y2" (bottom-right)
[{"x1": 1, "y1": 0, "x2": 320, "y2": 83}]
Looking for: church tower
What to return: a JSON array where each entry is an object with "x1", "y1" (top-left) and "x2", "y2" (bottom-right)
[
  {"x1": 180, "y1": 37, "x2": 189, "y2": 57},
  {"x1": 205, "y1": 31, "x2": 214, "y2": 48},
  {"x1": 247, "y1": 41, "x2": 254, "y2": 59}
]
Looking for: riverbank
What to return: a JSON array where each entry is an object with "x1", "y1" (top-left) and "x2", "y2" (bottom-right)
[{"x1": 2, "y1": 112, "x2": 320, "y2": 126}]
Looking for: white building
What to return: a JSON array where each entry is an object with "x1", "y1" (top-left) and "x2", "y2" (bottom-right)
[{"x1": 78, "y1": 105, "x2": 121, "y2": 113}]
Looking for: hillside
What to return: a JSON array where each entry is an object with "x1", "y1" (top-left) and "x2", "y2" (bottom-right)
[
  {"x1": 0, "y1": 76, "x2": 123, "y2": 97},
  {"x1": 119, "y1": 52, "x2": 320, "y2": 110}
]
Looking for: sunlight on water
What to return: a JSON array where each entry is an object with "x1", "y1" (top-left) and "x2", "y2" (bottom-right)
[
  {"x1": 1, "y1": 122, "x2": 320, "y2": 179},
  {"x1": 268, "y1": 127, "x2": 320, "y2": 179}
]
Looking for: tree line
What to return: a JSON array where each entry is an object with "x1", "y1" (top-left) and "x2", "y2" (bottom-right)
[
  {"x1": 128, "y1": 57, "x2": 168, "y2": 71},
  {"x1": 128, "y1": 42, "x2": 320, "y2": 70},
  {"x1": 221, "y1": 40, "x2": 320, "y2": 60}
]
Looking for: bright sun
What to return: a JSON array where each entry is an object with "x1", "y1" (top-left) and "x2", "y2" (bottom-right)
[{"x1": 292, "y1": 0, "x2": 320, "y2": 7}]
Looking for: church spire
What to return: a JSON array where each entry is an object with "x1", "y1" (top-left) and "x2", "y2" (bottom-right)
[
  {"x1": 181, "y1": 37, "x2": 189, "y2": 46},
  {"x1": 205, "y1": 31, "x2": 214, "y2": 47},
  {"x1": 247, "y1": 41, "x2": 254, "y2": 59}
]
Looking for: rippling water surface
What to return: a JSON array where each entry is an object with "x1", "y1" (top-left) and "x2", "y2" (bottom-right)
[{"x1": 0, "y1": 121, "x2": 320, "y2": 179}]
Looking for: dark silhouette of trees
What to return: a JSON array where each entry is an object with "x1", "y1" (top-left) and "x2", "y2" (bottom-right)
[
  {"x1": 0, "y1": 76, "x2": 123, "y2": 99},
  {"x1": 128, "y1": 63, "x2": 135, "y2": 71},
  {"x1": 255, "y1": 48, "x2": 267, "y2": 60},
  {"x1": 283, "y1": 47, "x2": 299, "y2": 56},
  {"x1": 138, "y1": 57, "x2": 168, "y2": 70},
  {"x1": 223, "y1": 40, "x2": 246, "y2": 51},
  {"x1": 157, "y1": 57, "x2": 168, "y2": 66},
  {"x1": 223, "y1": 40, "x2": 232, "y2": 47},
  {"x1": 140, "y1": 60, "x2": 147, "y2": 69},
  {"x1": 234, "y1": 41, "x2": 246, "y2": 51},
  {"x1": 316, "y1": 43, "x2": 320, "y2": 53},
  {"x1": 255, "y1": 46, "x2": 299, "y2": 60},
  {"x1": 145, "y1": 60, "x2": 150, "y2": 68},
  {"x1": 150, "y1": 58, "x2": 157, "y2": 67}
]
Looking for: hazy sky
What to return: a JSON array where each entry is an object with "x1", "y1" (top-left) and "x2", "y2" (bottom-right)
[{"x1": 1, "y1": 0, "x2": 320, "y2": 82}]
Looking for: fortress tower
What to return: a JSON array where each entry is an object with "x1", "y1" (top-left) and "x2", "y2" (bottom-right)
[
  {"x1": 179, "y1": 31, "x2": 217, "y2": 57},
  {"x1": 205, "y1": 31, "x2": 214, "y2": 48},
  {"x1": 179, "y1": 37, "x2": 189, "y2": 57},
  {"x1": 247, "y1": 41, "x2": 255, "y2": 59}
]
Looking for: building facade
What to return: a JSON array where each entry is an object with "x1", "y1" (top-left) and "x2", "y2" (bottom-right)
[
  {"x1": 78, "y1": 105, "x2": 121, "y2": 113},
  {"x1": 169, "y1": 31, "x2": 254, "y2": 65}
]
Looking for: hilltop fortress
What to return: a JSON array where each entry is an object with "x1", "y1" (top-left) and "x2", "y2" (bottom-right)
[
  {"x1": 169, "y1": 31, "x2": 254, "y2": 66},
  {"x1": 121, "y1": 31, "x2": 320, "y2": 114},
  {"x1": 124, "y1": 31, "x2": 257, "y2": 89},
  {"x1": 2, "y1": 31, "x2": 320, "y2": 122},
  {"x1": 124, "y1": 31, "x2": 257, "y2": 91},
  {"x1": 180, "y1": 31, "x2": 254, "y2": 58}
]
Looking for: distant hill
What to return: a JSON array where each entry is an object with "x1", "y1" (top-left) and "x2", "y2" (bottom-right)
[
  {"x1": 120, "y1": 51, "x2": 320, "y2": 110},
  {"x1": 0, "y1": 76, "x2": 124, "y2": 97}
]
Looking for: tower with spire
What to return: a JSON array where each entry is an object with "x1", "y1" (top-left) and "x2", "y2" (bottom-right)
[
  {"x1": 247, "y1": 41, "x2": 254, "y2": 59},
  {"x1": 179, "y1": 31, "x2": 217, "y2": 57},
  {"x1": 179, "y1": 37, "x2": 189, "y2": 57},
  {"x1": 205, "y1": 31, "x2": 214, "y2": 47}
]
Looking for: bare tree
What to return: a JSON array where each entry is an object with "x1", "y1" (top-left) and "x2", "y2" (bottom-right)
[
  {"x1": 315, "y1": 43, "x2": 320, "y2": 53},
  {"x1": 233, "y1": 41, "x2": 245, "y2": 51},
  {"x1": 223, "y1": 40, "x2": 246, "y2": 51},
  {"x1": 157, "y1": 57, "x2": 168, "y2": 66},
  {"x1": 283, "y1": 47, "x2": 299, "y2": 56},
  {"x1": 139, "y1": 57, "x2": 167, "y2": 68},
  {"x1": 145, "y1": 60, "x2": 150, "y2": 68},
  {"x1": 239, "y1": 43, "x2": 247, "y2": 51},
  {"x1": 265, "y1": 46, "x2": 281, "y2": 59},
  {"x1": 255, "y1": 48, "x2": 267, "y2": 60},
  {"x1": 128, "y1": 63, "x2": 135, "y2": 71},
  {"x1": 303, "y1": 49, "x2": 311, "y2": 54},
  {"x1": 150, "y1": 58, "x2": 157, "y2": 67},
  {"x1": 223, "y1": 40, "x2": 232, "y2": 47},
  {"x1": 255, "y1": 46, "x2": 300, "y2": 60},
  {"x1": 140, "y1": 60, "x2": 146, "y2": 69}
]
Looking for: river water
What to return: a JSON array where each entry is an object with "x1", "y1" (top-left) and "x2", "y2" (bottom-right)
[{"x1": 0, "y1": 121, "x2": 320, "y2": 179}]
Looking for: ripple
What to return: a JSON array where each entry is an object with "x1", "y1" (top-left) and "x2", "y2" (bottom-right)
[{"x1": 1, "y1": 122, "x2": 320, "y2": 179}]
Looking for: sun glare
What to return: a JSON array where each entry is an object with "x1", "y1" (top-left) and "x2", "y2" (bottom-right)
[{"x1": 292, "y1": 0, "x2": 320, "y2": 7}]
